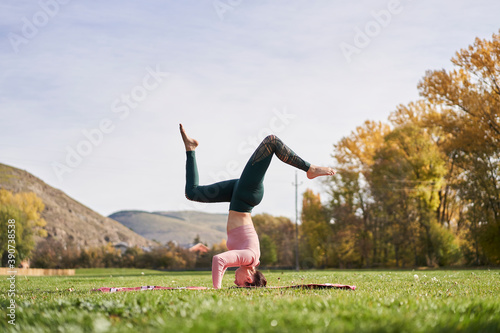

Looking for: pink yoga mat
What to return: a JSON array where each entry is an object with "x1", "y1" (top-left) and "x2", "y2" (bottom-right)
[
  {"x1": 92, "y1": 286, "x2": 208, "y2": 293},
  {"x1": 92, "y1": 283, "x2": 356, "y2": 293}
]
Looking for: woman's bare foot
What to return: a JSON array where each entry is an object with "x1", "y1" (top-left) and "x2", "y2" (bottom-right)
[
  {"x1": 306, "y1": 165, "x2": 336, "y2": 179},
  {"x1": 179, "y1": 124, "x2": 199, "y2": 151}
]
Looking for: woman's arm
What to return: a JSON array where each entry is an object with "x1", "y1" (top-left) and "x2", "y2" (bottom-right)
[{"x1": 212, "y1": 250, "x2": 256, "y2": 289}]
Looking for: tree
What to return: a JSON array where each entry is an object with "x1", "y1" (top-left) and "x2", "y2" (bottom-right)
[
  {"x1": 418, "y1": 30, "x2": 500, "y2": 264},
  {"x1": 259, "y1": 234, "x2": 278, "y2": 266},
  {"x1": 0, "y1": 189, "x2": 46, "y2": 266},
  {"x1": 372, "y1": 124, "x2": 448, "y2": 266},
  {"x1": 122, "y1": 246, "x2": 144, "y2": 268},
  {"x1": 300, "y1": 189, "x2": 332, "y2": 268},
  {"x1": 324, "y1": 30, "x2": 500, "y2": 268},
  {"x1": 327, "y1": 170, "x2": 367, "y2": 268},
  {"x1": 253, "y1": 213, "x2": 295, "y2": 267},
  {"x1": 0, "y1": 189, "x2": 47, "y2": 236},
  {"x1": 329, "y1": 120, "x2": 391, "y2": 267}
]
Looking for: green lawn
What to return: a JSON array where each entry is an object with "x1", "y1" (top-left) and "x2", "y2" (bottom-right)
[{"x1": 1, "y1": 268, "x2": 499, "y2": 332}]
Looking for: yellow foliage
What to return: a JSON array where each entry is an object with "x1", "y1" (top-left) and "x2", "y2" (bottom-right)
[
  {"x1": 0, "y1": 189, "x2": 47, "y2": 236},
  {"x1": 418, "y1": 30, "x2": 500, "y2": 151},
  {"x1": 334, "y1": 120, "x2": 391, "y2": 173}
]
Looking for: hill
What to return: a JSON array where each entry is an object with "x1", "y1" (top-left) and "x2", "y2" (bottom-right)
[
  {"x1": 108, "y1": 210, "x2": 228, "y2": 246},
  {"x1": 0, "y1": 163, "x2": 152, "y2": 248}
]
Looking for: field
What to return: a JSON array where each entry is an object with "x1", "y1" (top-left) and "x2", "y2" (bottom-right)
[{"x1": 1, "y1": 268, "x2": 499, "y2": 332}]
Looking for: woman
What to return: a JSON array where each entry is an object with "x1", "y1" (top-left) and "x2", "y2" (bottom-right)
[{"x1": 180, "y1": 124, "x2": 335, "y2": 289}]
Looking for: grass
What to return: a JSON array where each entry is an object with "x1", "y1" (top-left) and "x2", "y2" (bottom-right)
[{"x1": 1, "y1": 268, "x2": 499, "y2": 332}]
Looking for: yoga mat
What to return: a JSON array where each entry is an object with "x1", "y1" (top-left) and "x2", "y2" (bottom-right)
[
  {"x1": 92, "y1": 286, "x2": 208, "y2": 293},
  {"x1": 254, "y1": 283, "x2": 356, "y2": 290},
  {"x1": 92, "y1": 283, "x2": 356, "y2": 293}
]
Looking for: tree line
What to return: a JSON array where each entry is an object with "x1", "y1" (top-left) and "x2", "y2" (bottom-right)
[
  {"x1": 300, "y1": 30, "x2": 500, "y2": 268},
  {"x1": 0, "y1": 186, "x2": 295, "y2": 270},
  {"x1": 27, "y1": 215, "x2": 296, "y2": 270}
]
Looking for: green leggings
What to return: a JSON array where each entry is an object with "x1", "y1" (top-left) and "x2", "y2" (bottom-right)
[{"x1": 185, "y1": 135, "x2": 311, "y2": 213}]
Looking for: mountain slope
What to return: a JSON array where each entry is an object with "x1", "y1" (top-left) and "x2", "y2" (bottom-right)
[
  {"x1": 108, "y1": 210, "x2": 228, "y2": 246},
  {"x1": 0, "y1": 163, "x2": 152, "y2": 248}
]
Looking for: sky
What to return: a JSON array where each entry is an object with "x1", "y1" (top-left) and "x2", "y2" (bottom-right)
[{"x1": 1, "y1": 0, "x2": 499, "y2": 221}]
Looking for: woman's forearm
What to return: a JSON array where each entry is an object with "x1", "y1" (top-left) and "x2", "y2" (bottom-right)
[{"x1": 212, "y1": 254, "x2": 227, "y2": 289}]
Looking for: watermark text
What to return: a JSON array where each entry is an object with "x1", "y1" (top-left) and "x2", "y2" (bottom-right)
[
  {"x1": 51, "y1": 64, "x2": 169, "y2": 182},
  {"x1": 8, "y1": 0, "x2": 72, "y2": 53},
  {"x1": 6, "y1": 219, "x2": 17, "y2": 326},
  {"x1": 339, "y1": 0, "x2": 411, "y2": 63}
]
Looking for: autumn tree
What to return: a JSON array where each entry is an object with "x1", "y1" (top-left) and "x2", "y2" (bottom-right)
[
  {"x1": 0, "y1": 189, "x2": 47, "y2": 266},
  {"x1": 389, "y1": 100, "x2": 464, "y2": 230},
  {"x1": 300, "y1": 189, "x2": 332, "y2": 268},
  {"x1": 418, "y1": 30, "x2": 500, "y2": 264},
  {"x1": 30, "y1": 237, "x2": 65, "y2": 268},
  {"x1": 371, "y1": 124, "x2": 458, "y2": 266},
  {"x1": 252, "y1": 213, "x2": 295, "y2": 267},
  {"x1": 323, "y1": 31, "x2": 500, "y2": 267},
  {"x1": 328, "y1": 120, "x2": 391, "y2": 267}
]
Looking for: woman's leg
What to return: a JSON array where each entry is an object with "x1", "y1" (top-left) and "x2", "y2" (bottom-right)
[
  {"x1": 181, "y1": 124, "x2": 237, "y2": 203},
  {"x1": 185, "y1": 150, "x2": 237, "y2": 203},
  {"x1": 249, "y1": 135, "x2": 336, "y2": 179},
  {"x1": 249, "y1": 134, "x2": 311, "y2": 172},
  {"x1": 230, "y1": 135, "x2": 334, "y2": 212}
]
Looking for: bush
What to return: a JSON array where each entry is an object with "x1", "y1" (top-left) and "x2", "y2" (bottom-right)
[{"x1": 429, "y1": 221, "x2": 462, "y2": 266}]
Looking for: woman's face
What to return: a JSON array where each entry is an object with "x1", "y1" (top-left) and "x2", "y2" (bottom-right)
[{"x1": 234, "y1": 267, "x2": 255, "y2": 286}]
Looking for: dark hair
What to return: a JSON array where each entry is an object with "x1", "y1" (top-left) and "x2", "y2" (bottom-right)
[{"x1": 245, "y1": 270, "x2": 267, "y2": 287}]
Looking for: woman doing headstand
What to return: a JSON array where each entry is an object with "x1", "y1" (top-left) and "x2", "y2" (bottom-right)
[{"x1": 180, "y1": 124, "x2": 335, "y2": 289}]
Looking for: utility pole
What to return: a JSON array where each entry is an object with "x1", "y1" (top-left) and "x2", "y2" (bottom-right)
[{"x1": 292, "y1": 170, "x2": 302, "y2": 271}]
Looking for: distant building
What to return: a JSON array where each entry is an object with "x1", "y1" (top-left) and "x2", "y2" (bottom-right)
[
  {"x1": 188, "y1": 243, "x2": 209, "y2": 254},
  {"x1": 113, "y1": 242, "x2": 129, "y2": 254},
  {"x1": 140, "y1": 246, "x2": 152, "y2": 253},
  {"x1": 20, "y1": 259, "x2": 30, "y2": 269}
]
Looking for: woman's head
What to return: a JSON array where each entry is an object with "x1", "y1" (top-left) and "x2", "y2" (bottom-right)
[
  {"x1": 246, "y1": 270, "x2": 267, "y2": 287},
  {"x1": 234, "y1": 267, "x2": 267, "y2": 287}
]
